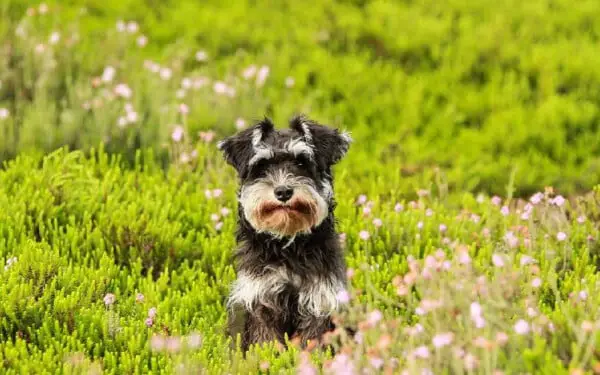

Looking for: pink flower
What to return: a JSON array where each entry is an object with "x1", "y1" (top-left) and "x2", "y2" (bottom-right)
[
  {"x1": 159, "y1": 67, "x2": 172, "y2": 80},
  {"x1": 412, "y1": 346, "x2": 430, "y2": 359},
  {"x1": 367, "y1": 310, "x2": 383, "y2": 325},
  {"x1": 504, "y1": 232, "x2": 519, "y2": 248},
  {"x1": 213, "y1": 81, "x2": 228, "y2": 94},
  {"x1": 394, "y1": 203, "x2": 404, "y2": 212},
  {"x1": 298, "y1": 353, "x2": 318, "y2": 375},
  {"x1": 356, "y1": 194, "x2": 368, "y2": 205},
  {"x1": 117, "y1": 117, "x2": 128, "y2": 128},
  {"x1": 171, "y1": 126, "x2": 184, "y2": 142},
  {"x1": 235, "y1": 118, "x2": 246, "y2": 129},
  {"x1": 520, "y1": 255, "x2": 535, "y2": 266},
  {"x1": 432, "y1": 332, "x2": 454, "y2": 348},
  {"x1": 256, "y1": 66, "x2": 270, "y2": 87},
  {"x1": 336, "y1": 289, "x2": 350, "y2": 304},
  {"x1": 495, "y1": 332, "x2": 509, "y2": 345},
  {"x1": 577, "y1": 216, "x2": 586, "y2": 224},
  {"x1": 514, "y1": 319, "x2": 530, "y2": 335},
  {"x1": 39, "y1": 3, "x2": 49, "y2": 14},
  {"x1": 417, "y1": 221, "x2": 424, "y2": 230},
  {"x1": 126, "y1": 111, "x2": 138, "y2": 123},
  {"x1": 49, "y1": 31, "x2": 60, "y2": 44},
  {"x1": 579, "y1": 291, "x2": 588, "y2": 300},
  {"x1": 195, "y1": 50, "x2": 208, "y2": 62},
  {"x1": 327, "y1": 353, "x2": 355, "y2": 375},
  {"x1": 492, "y1": 254, "x2": 505, "y2": 267},
  {"x1": 530, "y1": 192, "x2": 544, "y2": 204},
  {"x1": 359, "y1": 230, "x2": 370, "y2": 240},
  {"x1": 210, "y1": 213, "x2": 220, "y2": 222},
  {"x1": 102, "y1": 66, "x2": 116, "y2": 82},
  {"x1": 220, "y1": 207, "x2": 231, "y2": 216},
  {"x1": 556, "y1": 232, "x2": 567, "y2": 242},
  {"x1": 491, "y1": 196, "x2": 502, "y2": 206},
  {"x1": 116, "y1": 20, "x2": 126, "y2": 32},
  {"x1": 372, "y1": 218, "x2": 383, "y2": 227},
  {"x1": 103, "y1": 293, "x2": 116, "y2": 306},
  {"x1": 114, "y1": 83, "x2": 132, "y2": 98},
  {"x1": 439, "y1": 224, "x2": 447, "y2": 233},
  {"x1": 148, "y1": 307, "x2": 157, "y2": 318},
  {"x1": 242, "y1": 65, "x2": 257, "y2": 79},
  {"x1": 458, "y1": 250, "x2": 471, "y2": 265},
  {"x1": 187, "y1": 332, "x2": 202, "y2": 348},
  {"x1": 166, "y1": 337, "x2": 181, "y2": 353},
  {"x1": 285, "y1": 77, "x2": 295, "y2": 88},
  {"x1": 199, "y1": 131, "x2": 215, "y2": 143},
  {"x1": 551, "y1": 195, "x2": 566, "y2": 207},
  {"x1": 0, "y1": 108, "x2": 9, "y2": 120},
  {"x1": 215, "y1": 222, "x2": 224, "y2": 231},
  {"x1": 212, "y1": 189, "x2": 223, "y2": 198},
  {"x1": 425, "y1": 208, "x2": 433, "y2": 217},
  {"x1": 135, "y1": 293, "x2": 145, "y2": 303},
  {"x1": 126, "y1": 21, "x2": 139, "y2": 33},
  {"x1": 531, "y1": 277, "x2": 542, "y2": 288},
  {"x1": 137, "y1": 35, "x2": 148, "y2": 47},
  {"x1": 150, "y1": 335, "x2": 165, "y2": 351},
  {"x1": 470, "y1": 214, "x2": 480, "y2": 223},
  {"x1": 145, "y1": 317, "x2": 154, "y2": 327},
  {"x1": 464, "y1": 353, "x2": 478, "y2": 370},
  {"x1": 369, "y1": 357, "x2": 384, "y2": 369},
  {"x1": 179, "y1": 103, "x2": 189, "y2": 115},
  {"x1": 500, "y1": 206, "x2": 510, "y2": 216}
]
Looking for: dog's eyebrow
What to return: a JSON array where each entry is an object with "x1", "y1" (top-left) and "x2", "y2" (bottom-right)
[
  {"x1": 248, "y1": 125, "x2": 275, "y2": 166},
  {"x1": 286, "y1": 138, "x2": 314, "y2": 159}
]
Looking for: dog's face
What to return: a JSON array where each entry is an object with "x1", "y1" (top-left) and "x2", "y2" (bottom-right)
[{"x1": 217, "y1": 115, "x2": 351, "y2": 238}]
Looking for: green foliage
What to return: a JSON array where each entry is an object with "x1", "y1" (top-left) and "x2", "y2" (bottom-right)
[
  {"x1": 0, "y1": 149, "x2": 598, "y2": 373},
  {"x1": 1, "y1": 0, "x2": 600, "y2": 196}
]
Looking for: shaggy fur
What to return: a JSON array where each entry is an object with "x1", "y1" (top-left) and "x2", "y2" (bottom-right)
[{"x1": 217, "y1": 114, "x2": 351, "y2": 351}]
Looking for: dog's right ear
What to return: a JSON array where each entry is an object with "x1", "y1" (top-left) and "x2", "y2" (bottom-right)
[{"x1": 217, "y1": 117, "x2": 275, "y2": 177}]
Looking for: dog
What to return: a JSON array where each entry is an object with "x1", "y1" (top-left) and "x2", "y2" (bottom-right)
[{"x1": 217, "y1": 114, "x2": 352, "y2": 351}]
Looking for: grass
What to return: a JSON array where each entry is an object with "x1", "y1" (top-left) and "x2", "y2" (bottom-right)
[{"x1": 0, "y1": 1, "x2": 600, "y2": 374}]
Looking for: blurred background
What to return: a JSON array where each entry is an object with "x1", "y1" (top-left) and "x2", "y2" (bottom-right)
[{"x1": 1, "y1": 0, "x2": 600, "y2": 198}]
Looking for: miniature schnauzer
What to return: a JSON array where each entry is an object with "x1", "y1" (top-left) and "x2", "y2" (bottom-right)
[{"x1": 217, "y1": 114, "x2": 352, "y2": 351}]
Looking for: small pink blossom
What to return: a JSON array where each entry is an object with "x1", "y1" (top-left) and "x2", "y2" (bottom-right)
[
  {"x1": 213, "y1": 81, "x2": 228, "y2": 94},
  {"x1": 556, "y1": 232, "x2": 567, "y2": 242},
  {"x1": 39, "y1": 3, "x2": 49, "y2": 14},
  {"x1": 235, "y1": 118, "x2": 246, "y2": 129},
  {"x1": 49, "y1": 31, "x2": 60, "y2": 44},
  {"x1": 102, "y1": 66, "x2": 116, "y2": 82},
  {"x1": 116, "y1": 20, "x2": 126, "y2": 32},
  {"x1": 242, "y1": 65, "x2": 257, "y2": 79},
  {"x1": 150, "y1": 335, "x2": 165, "y2": 351},
  {"x1": 212, "y1": 189, "x2": 223, "y2": 198},
  {"x1": 464, "y1": 353, "x2": 478, "y2": 370},
  {"x1": 171, "y1": 126, "x2": 184, "y2": 142},
  {"x1": 210, "y1": 213, "x2": 220, "y2": 222},
  {"x1": 126, "y1": 111, "x2": 138, "y2": 123},
  {"x1": 159, "y1": 67, "x2": 172, "y2": 80},
  {"x1": 577, "y1": 216, "x2": 586, "y2": 224},
  {"x1": 491, "y1": 196, "x2": 502, "y2": 206},
  {"x1": 369, "y1": 357, "x2": 384, "y2": 369},
  {"x1": 336, "y1": 290, "x2": 350, "y2": 304},
  {"x1": 0, "y1": 108, "x2": 9, "y2": 120},
  {"x1": 530, "y1": 192, "x2": 544, "y2": 204},
  {"x1": 166, "y1": 337, "x2": 181, "y2": 353},
  {"x1": 103, "y1": 293, "x2": 116, "y2": 306},
  {"x1": 579, "y1": 290, "x2": 588, "y2": 300},
  {"x1": 195, "y1": 50, "x2": 208, "y2": 62},
  {"x1": 137, "y1": 35, "x2": 148, "y2": 47},
  {"x1": 328, "y1": 353, "x2": 355, "y2": 375},
  {"x1": 495, "y1": 332, "x2": 509, "y2": 345},
  {"x1": 412, "y1": 346, "x2": 430, "y2": 359},
  {"x1": 220, "y1": 208, "x2": 231, "y2": 216},
  {"x1": 359, "y1": 230, "x2": 370, "y2": 240},
  {"x1": 520, "y1": 255, "x2": 534, "y2": 266},
  {"x1": 126, "y1": 21, "x2": 139, "y2": 33},
  {"x1": 394, "y1": 203, "x2": 404, "y2": 212},
  {"x1": 531, "y1": 277, "x2": 542, "y2": 288},
  {"x1": 551, "y1": 195, "x2": 566, "y2": 207},
  {"x1": 417, "y1": 221, "x2": 424, "y2": 230},
  {"x1": 367, "y1": 310, "x2": 383, "y2": 325},
  {"x1": 135, "y1": 293, "x2": 145, "y2": 303},
  {"x1": 256, "y1": 65, "x2": 270, "y2": 87},
  {"x1": 148, "y1": 307, "x2": 157, "y2": 318},
  {"x1": 425, "y1": 208, "x2": 433, "y2": 216},
  {"x1": 145, "y1": 317, "x2": 154, "y2": 327},
  {"x1": 458, "y1": 251, "x2": 471, "y2": 265},
  {"x1": 500, "y1": 206, "x2": 510, "y2": 216},
  {"x1": 492, "y1": 254, "x2": 505, "y2": 267},
  {"x1": 285, "y1": 76, "x2": 295, "y2": 88},
  {"x1": 470, "y1": 214, "x2": 481, "y2": 223},
  {"x1": 215, "y1": 222, "x2": 224, "y2": 231},
  {"x1": 514, "y1": 319, "x2": 530, "y2": 335},
  {"x1": 114, "y1": 83, "x2": 132, "y2": 98},
  {"x1": 439, "y1": 224, "x2": 447, "y2": 233},
  {"x1": 117, "y1": 117, "x2": 128, "y2": 128},
  {"x1": 356, "y1": 194, "x2": 367, "y2": 205},
  {"x1": 178, "y1": 103, "x2": 189, "y2": 115},
  {"x1": 432, "y1": 332, "x2": 454, "y2": 348},
  {"x1": 199, "y1": 131, "x2": 215, "y2": 143},
  {"x1": 372, "y1": 218, "x2": 383, "y2": 227}
]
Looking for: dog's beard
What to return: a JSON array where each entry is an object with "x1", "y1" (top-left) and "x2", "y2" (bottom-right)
[{"x1": 239, "y1": 172, "x2": 328, "y2": 238}]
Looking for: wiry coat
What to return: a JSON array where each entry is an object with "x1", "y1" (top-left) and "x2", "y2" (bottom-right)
[{"x1": 218, "y1": 115, "x2": 351, "y2": 350}]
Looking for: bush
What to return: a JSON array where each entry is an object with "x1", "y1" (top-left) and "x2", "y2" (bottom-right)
[
  {"x1": 0, "y1": 149, "x2": 599, "y2": 373},
  {"x1": 1, "y1": 0, "x2": 600, "y2": 196}
]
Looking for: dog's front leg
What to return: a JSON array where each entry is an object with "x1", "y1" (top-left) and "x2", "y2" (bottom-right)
[
  {"x1": 294, "y1": 314, "x2": 334, "y2": 347},
  {"x1": 242, "y1": 304, "x2": 286, "y2": 351}
]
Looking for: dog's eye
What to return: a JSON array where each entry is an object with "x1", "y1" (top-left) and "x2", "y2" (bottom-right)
[{"x1": 295, "y1": 155, "x2": 310, "y2": 168}]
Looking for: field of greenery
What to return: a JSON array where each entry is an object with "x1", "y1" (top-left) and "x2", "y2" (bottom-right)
[{"x1": 1, "y1": 0, "x2": 600, "y2": 373}]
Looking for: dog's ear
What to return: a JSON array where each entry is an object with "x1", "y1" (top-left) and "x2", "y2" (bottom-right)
[
  {"x1": 289, "y1": 115, "x2": 352, "y2": 168},
  {"x1": 217, "y1": 117, "x2": 275, "y2": 177}
]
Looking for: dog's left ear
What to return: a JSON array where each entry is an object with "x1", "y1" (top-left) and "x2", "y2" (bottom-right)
[
  {"x1": 217, "y1": 118, "x2": 275, "y2": 177},
  {"x1": 290, "y1": 115, "x2": 352, "y2": 168}
]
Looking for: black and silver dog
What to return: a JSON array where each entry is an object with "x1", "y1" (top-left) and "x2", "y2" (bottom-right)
[{"x1": 217, "y1": 114, "x2": 351, "y2": 351}]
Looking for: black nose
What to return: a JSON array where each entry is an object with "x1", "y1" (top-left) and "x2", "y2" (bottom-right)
[{"x1": 274, "y1": 186, "x2": 294, "y2": 202}]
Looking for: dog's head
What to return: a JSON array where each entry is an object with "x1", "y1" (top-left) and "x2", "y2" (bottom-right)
[{"x1": 217, "y1": 115, "x2": 352, "y2": 238}]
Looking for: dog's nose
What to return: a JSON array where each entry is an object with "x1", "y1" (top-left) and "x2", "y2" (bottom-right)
[{"x1": 274, "y1": 186, "x2": 294, "y2": 202}]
